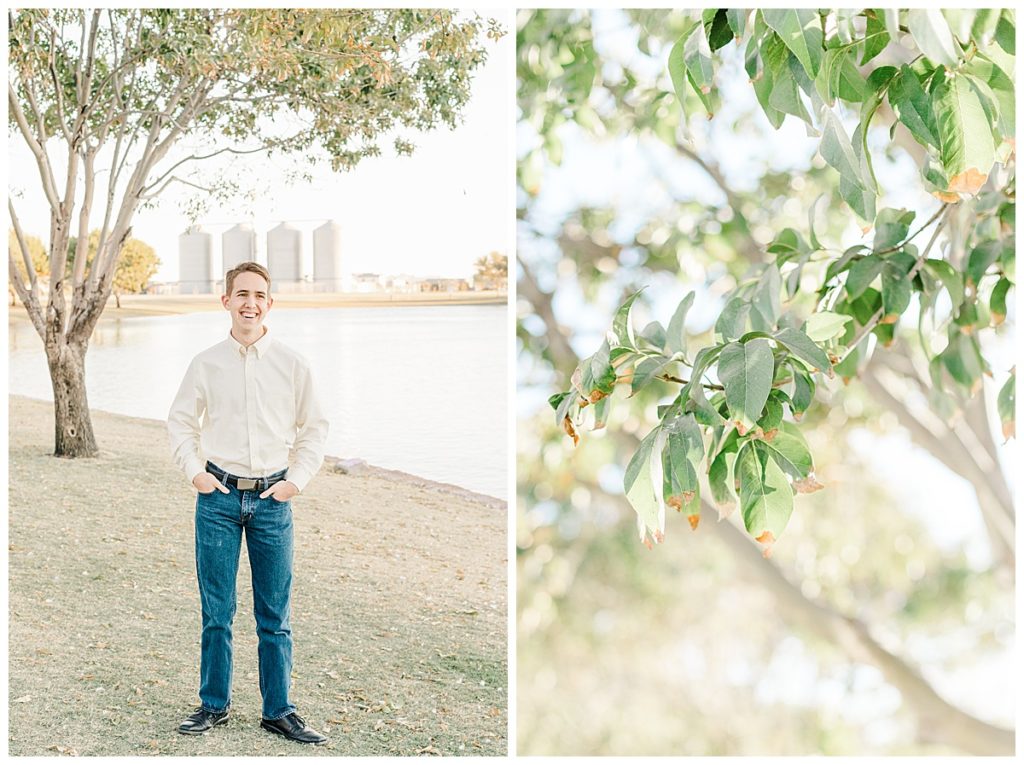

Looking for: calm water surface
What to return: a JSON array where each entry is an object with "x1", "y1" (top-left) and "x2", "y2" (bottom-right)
[{"x1": 9, "y1": 305, "x2": 507, "y2": 499}]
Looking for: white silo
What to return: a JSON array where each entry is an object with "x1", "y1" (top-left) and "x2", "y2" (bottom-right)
[
  {"x1": 313, "y1": 220, "x2": 342, "y2": 292},
  {"x1": 267, "y1": 222, "x2": 302, "y2": 291},
  {"x1": 179, "y1": 226, "x2": 214, "y2": 294},
  {"x1": 222, "y1": 223, "x2": 256, "y2": 274}
]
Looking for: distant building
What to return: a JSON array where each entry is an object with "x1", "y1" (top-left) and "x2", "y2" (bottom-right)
[
  {"x1": 313, "y1": 220, "x2": 343, "y2": 292},
  {"x1": 420, "y1": 278, "x2": 470, "y2": 293},
  {"x1": 385, "y1": 274, "x2": 422, "y2": 293},
  {"x1": 350, "y1": 273, "x2": 383, "y2": 293},
  {"x1": 179, "y1": 226, "x2": 215, "y2": 294}
]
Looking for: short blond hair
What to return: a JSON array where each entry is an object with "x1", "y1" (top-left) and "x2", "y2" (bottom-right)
[{"x1": 225, "y1": 261, "x2": 271, "y2": 295}]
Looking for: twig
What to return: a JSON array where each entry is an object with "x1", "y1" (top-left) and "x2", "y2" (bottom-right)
[{"x1": 837, "y1": 204, "x2": 951, "y2": 364}]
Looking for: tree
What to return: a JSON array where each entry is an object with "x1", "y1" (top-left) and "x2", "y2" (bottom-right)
[
  {"x1": 9, "y1": 227, "x2": 49, "y2": 281},
  {"x1": 518, "y1": 8, "x2": 1013, "y2": 755},
  {"x1": 68, "y1": 232, "x2": 160, "y2": 307},
  {"x1": 8, "y1": 8, "x2": 502, "y2": 457},
  {"x1": 474, "y1": 251, "x2": 508, "y2": 289}
]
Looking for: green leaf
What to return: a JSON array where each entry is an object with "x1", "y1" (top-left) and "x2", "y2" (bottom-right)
[
  {"x1": 846, "y1": 255, "x2": 884, "y2": 298},
  {"x1": 553, "y1": 389, "x2": 578, "y2": 429},
  {"x1": 716, "y1": 297, "x2": 751, "y2": 341},
  {"x1": 624, "y1": 427, "x2": 665, "y2": 542},
  {"x1": 737, "y1": 440, "x2": 795, "y2": 542},
  {"x1": 850, "y1": 286, "x2": 882, "y2": 325},
  {"x1": 592, "y1": 396, "x2": 612, "y2": 430},
  {"x1": 708, "y1": 428, "x2": 741, "y2": 511},
  {"x1": 666, "y1": 291, "x2": 695, "y2": 355},
  {"x1": 820, "y1": 105, "x2": 868, "y2": 191},
  {"x1": 763, "y1": 34, "x2": 812, "y2": 125},
  {"x1": 882, "y1": 9, "x2": 902, "y2": 46},
  {"x1": 681, "y1": 344, "x2": 724, "y2": 404},
  {"x1": 888, "y1": 65, "x2": 941, "y2": 150},
  {"x1": 924, "y1": 259, "x2": 965, "y2": 309},
  {"x1": 750, "y1": 35, "x2": 786, "y2": 128},
  {"x1": 757, "y1": 394, "x2": 784, "y2": 433},
  {"x1": 631, "y1": 357, "x2": 670, "y2": 397},
  {"x1": 762, "y1": 421, "x2": 814, "y2": 479},
  {"x1": 775, "y1": 327, "x2": 832, "y2": 375},
  {"x1": 967, "y1": 240, "x2": 1002, "y2": 285},
  {"x1": 805, "y1": 311, "x2": 852, "y2": 342},
  {"x1": 972, "y1": 9, "x2": 1003, "y2": 41},
  {"x1": 997, "y1": 371, "x2": 1015, "y2": 440},
  {"x1": 662, "y1": 416, "x2": 702, "y2": 517},
  {"x1": 861, "y1": 12, "x2": 890, "y2": 64},
  {"x1": 580, "y1": 338, "x2": 616, "y2": 400},
  {"x1": 612, "y1": 289, "x2": 644, "y2": 347},
  {"x1": 990, "y1": 277, "x2": 1011, "y2": 324},
  {"x1": 934, "y1": 71, "x2": 997, "y2": 195},
  {"x1": 726, "y1": 9, "x2": 748, "y2": 40},
  {"x1": 790, "y1": 367, "x2": 814, "y2": 416},
  {"x1": 706, "y1": 9, "x2": 733, "y2": 52},
  {"x1": 684, "y1": 19, "x2": 715, "y2": 98},
  {"x1": 767, "y1": 227, "x2": 807, "y2": 257},
  {"x1": 817, "y1": 45, "x2": 868, "y2": 105},
  {"x1": 906, "y1": 8, "x2": 961, "y2": 68},
  {"x1": 687, "y1": 381, "x2": 726, "y2": 427},
  {"x1": 881, "y1": 263, "x2": 912, "y2": 319},
  {"x1": 718, "y1": 338, "x2": 775, "y2": 431},
  {"x1": 839, "y1": 120, "x2": 877, "y2": 221},
  {"x1": 640, "y1": 320, "x2": 667, "y2": 350},
  {"x1": 941, "y1": 332, "x2": 985, "y2": 390},
  {"x1": 763, "y1": 9, "x2": 824, "y2": 79},
  {"x1": 873, "y1": 208, "x2": 916, "y2": 251},
  {"x1": 966, "y1": 53, "x2": 1015, "y2": 140},
  {"x1": 668, "y1": 22, "x2": 698, "y2": 114},
  {"x1": 752, "y1": 264, "x2": 783, "y2": 328}
]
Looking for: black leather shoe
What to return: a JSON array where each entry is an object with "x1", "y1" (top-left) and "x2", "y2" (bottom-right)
[
  {"x1": 178, "y1": 706, "x2": 229, "y2": 735},
  {"x1": 260, "y1": 712, "x2": 327, "y2": 745}
]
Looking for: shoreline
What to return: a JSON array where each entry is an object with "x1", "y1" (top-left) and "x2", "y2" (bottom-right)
[
  {"x1": 8, "y1": 290, "x2": 507, "y2": 321},
  {"x1": 8, "y1": 393, "x2": 506, "y2": 506}
]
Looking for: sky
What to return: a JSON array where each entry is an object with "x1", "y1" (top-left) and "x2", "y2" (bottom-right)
[{"x1": 7, "y1": 9, "x2": 512, "y2": 283}]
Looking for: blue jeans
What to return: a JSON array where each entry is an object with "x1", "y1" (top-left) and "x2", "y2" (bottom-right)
[{"x1": 194, "y1": 478, "x2": 296, "y2": 720}]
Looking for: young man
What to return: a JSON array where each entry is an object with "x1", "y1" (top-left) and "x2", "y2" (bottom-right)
[{"x1": 168, "y1": 261, "x2": 329, "y2": 745}]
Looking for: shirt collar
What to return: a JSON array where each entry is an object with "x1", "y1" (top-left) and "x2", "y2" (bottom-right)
[{"x1": 227, "y1": 327, "x2": 273, "y2": 358}]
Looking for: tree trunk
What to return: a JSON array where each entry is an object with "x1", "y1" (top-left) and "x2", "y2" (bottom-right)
[{"x1": 45, "y1": 340, "x2": 98, "y2": 457}]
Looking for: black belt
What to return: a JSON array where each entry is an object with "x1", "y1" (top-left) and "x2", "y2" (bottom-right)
[{"x1": 206, "y1": 461, "x2": 287, "y2": 492}]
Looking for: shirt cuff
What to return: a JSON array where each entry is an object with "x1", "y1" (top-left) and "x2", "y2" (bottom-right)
[
  {"x1": 286, "y1": 467, "x2": 313, "y2": 493},
  {"x1": 185, "y1": 455, "x2": 206, "y2": 485}
]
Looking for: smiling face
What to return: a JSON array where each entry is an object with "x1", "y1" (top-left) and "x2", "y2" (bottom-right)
[{"x1": 221, "y1": 270, "x2": 273, "y2": 341}]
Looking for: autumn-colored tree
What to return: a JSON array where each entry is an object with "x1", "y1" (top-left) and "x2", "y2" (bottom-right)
[
  {"x1": 9, "y1": 227, "x2": 49, "y2": 283},
  {"x1": 68, "y1": 232, "x2": 160, "y2": 308},
  {"x1": 474, "y1": 251, "x2": 508, "y2": 289},
  {"x1": 8, "y1": 8, "x2": 501, "y2": 457}
]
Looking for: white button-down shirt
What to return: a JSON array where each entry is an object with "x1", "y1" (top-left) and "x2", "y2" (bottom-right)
[{"x1": 167, "y1": 328, "x2": 329, "y2": 492}]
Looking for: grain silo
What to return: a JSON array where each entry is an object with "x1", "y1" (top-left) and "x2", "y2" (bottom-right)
[
  {"x1": 179, "y1": 226, "x2": 214, "y2": 294},
  {"x1": 313, "y1": 220, "x2": 343, "y2": 292},
  {"x1": 222, "y1": 223, "x2": 256, "y2": 274},
  {"x1": 267, "y1": 222, "x2": 302, "y2": 291}
]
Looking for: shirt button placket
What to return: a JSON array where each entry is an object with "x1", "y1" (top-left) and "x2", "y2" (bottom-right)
[{"x1": 245, "y1": 350, "x2": 257, "y2": 472}]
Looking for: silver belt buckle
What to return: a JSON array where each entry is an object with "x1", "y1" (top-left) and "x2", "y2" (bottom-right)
[{"x1": 237, "y1": 478, "x2": 257, "y2": 491}]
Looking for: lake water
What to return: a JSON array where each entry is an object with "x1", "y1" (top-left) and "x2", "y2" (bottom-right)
[{"x1": 8, "y1": 305, "x2": 508, "y2": 500}]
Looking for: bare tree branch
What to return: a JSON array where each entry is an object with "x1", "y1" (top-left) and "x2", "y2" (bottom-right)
[
  {"x1": 517, "y1": 254, "x2": 579, "y2": 376},
  {"x1": 859, "y1": 365, "x2": 1015, "y2": 571},
  {"x1": 8, "y1": 83, "x2": 62, "y2": 213}
]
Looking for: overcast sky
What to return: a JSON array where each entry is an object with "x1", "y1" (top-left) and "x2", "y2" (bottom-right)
[{"x1": 7, "y1": 9, "x2": 512, "y2": 282}]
